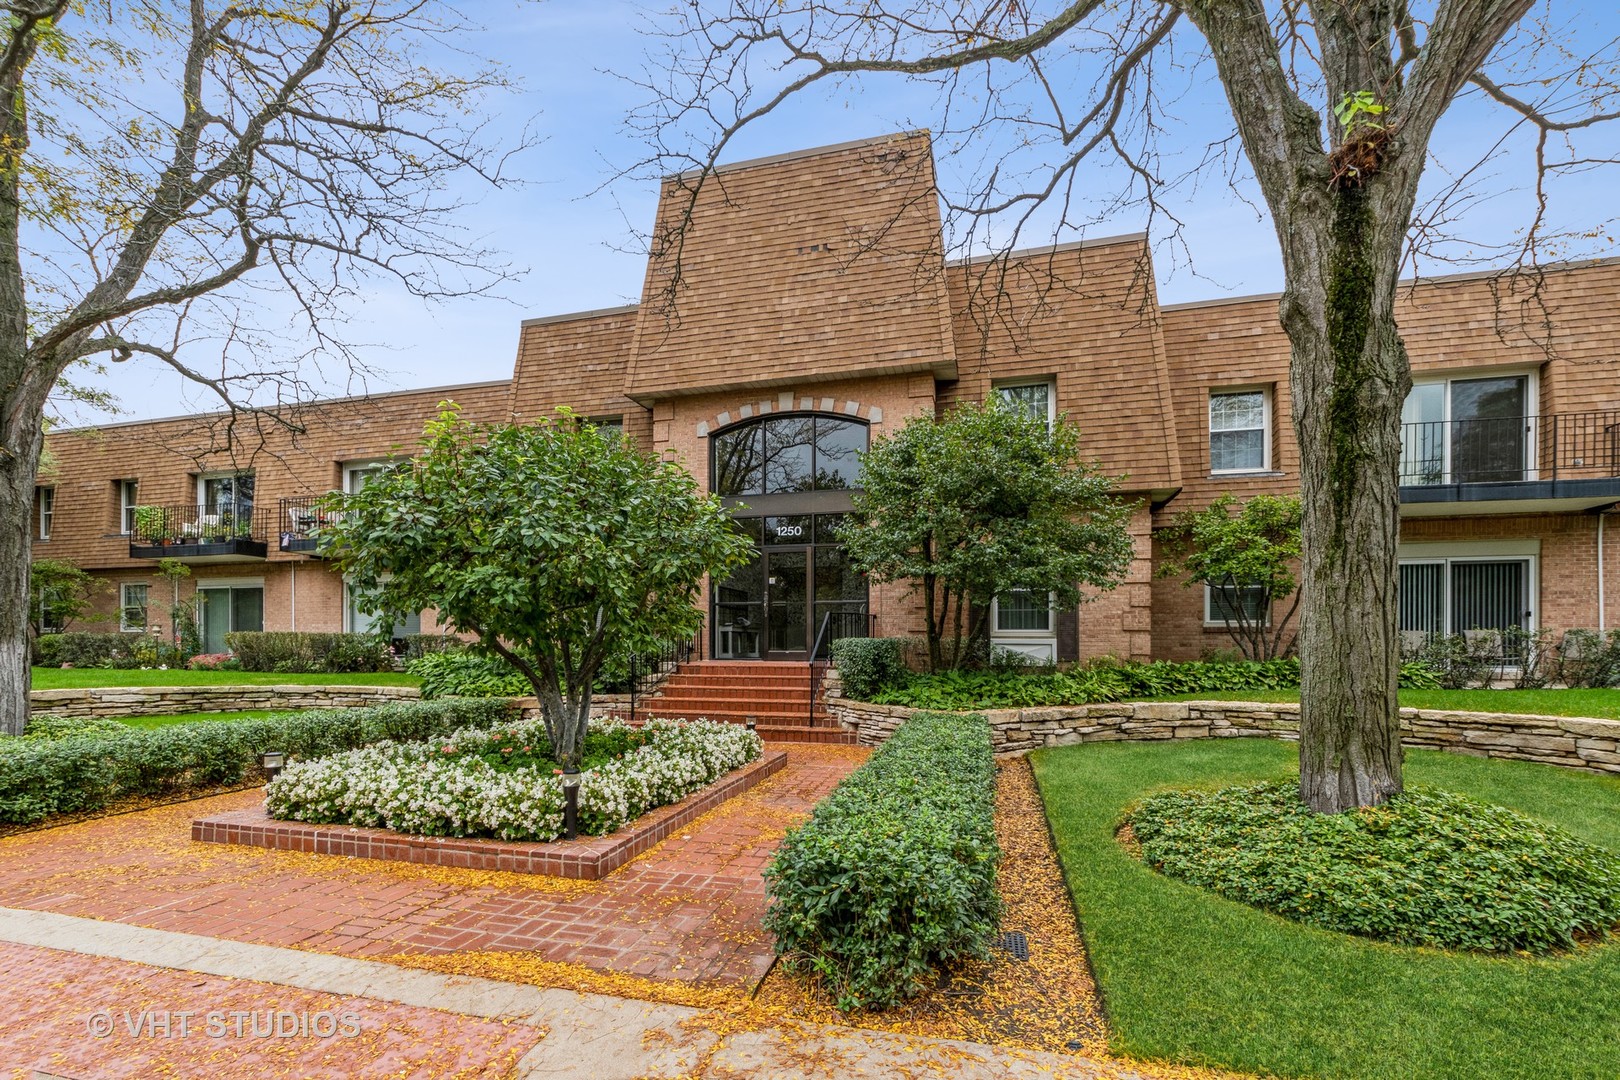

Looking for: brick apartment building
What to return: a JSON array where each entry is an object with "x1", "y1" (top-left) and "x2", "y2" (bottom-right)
[{"x1": 31, "y1": 131, "x2": 1620, "y2": 664}]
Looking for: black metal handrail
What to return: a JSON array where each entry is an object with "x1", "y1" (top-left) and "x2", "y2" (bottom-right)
[
  {"x1": 130, "y1": 503, "x2": 269, "y2": 545},
  {"x1": 808, "y1": 606, "x2": 876, "y2": 724},
  {"x1": 626, "y1": 629, "x2": 702, "y2": 724},
  {"x1": 1400, "y1": 410, "x2": 1620, "y2": 486},
  {"x1": 278, "y1": 495, "x2": 345, "y2": 552}
]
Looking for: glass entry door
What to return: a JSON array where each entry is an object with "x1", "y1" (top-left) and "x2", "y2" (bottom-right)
[
  {"x1": 764, "y1": 550, "x2": 809, "y2": 659},
  {"x1": 199, "y1": 586, "x2": 264, "y2": 654},
  {"x1": 1452, "y1": 376, "x2": 1528, "y2": 483}
]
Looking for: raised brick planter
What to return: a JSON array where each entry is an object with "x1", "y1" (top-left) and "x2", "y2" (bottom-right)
[{"x1": 191, "y1": 750, "x2": 788, "y2": 879}]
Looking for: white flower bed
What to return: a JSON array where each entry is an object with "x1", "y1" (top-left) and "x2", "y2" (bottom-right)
[{"x1": 264, "y1": 717, "x2": 762, "y2": 842}]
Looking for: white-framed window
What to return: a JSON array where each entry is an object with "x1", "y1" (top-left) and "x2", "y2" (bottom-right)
[
  {"x1": 118, "y1": 479, "x2": 139, "y2": 535},
  {"x1": 342, "y1": 460, "x2": 392, "y2": 494},
  {"x1": 344, "y1": 578, "x2": 422, "y2": 639},
  {"x1": 1400, "y1": 371, "x2": 1535, "y2": 485},
  {"x1": 196, "y1": 579, "x2": 264, "y2": 654},
  {"x1": 1209, "y1": 389, "x2": 1271, "y2": 473},
  {"x1": 994, "y1": 589, "x2": 1053, "y2": 633},
  {"x1": 198, "y1": 472, "x2": 254, "y2": 514},
  {"x1": 1204, "y1": 582, "x2": 1271, "y2": 626},
  {"x1": 1397, "y1": 541, "x2": 1537, "y2": 639},
  {"x1": 35, "y1": 487, "x2": 53, "y2": 540},
  {"x1": 994, "y1": 379, "x2": 1056, "y2": 430},
  {"x1": 120, "y1": 583, "x2": 149, "y2": 633}
]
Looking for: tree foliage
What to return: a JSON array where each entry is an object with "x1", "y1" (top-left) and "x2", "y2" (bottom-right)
[
  {"x1": 322, "y1": 407, "x2": 754, "y2": 771},
  {"x1": 27, "y1": 558, "x2": 104, "y2": 637},
  {"x1": 841, "y1": 400, "x2": 1132, "y2": 672},
  {"x1": 0, "y1": 1, "x2": 528, "y2": 735},
  {"x1": 1157, "y1": 494, "x2": 1303, "y2": 662}
]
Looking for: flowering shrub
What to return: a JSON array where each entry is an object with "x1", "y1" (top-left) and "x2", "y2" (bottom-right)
[
  {"x1": 187, "y1": 652, "x2": 239, "y2": 671},
  {"x1": 265, "y1": 717, "x2": 762, "y2": 842}
]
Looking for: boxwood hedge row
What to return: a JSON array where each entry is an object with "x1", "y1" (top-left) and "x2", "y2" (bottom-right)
[
  {"x1": 0, "y1": 698, "x2": 515, "y2": 825},
  {"x1": 763, "y1": 711, "x2": 1001, "y2": 1011}
]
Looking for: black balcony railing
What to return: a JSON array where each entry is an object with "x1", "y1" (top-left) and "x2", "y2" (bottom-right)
[
  {"x1": 1400, "y1": 411, "x2": 1620, "y2": 486},
  {"x1": 129, "y1": 504, "x2": 270, "y2": 559},
  {"x1": 278, "y1": 495, "x2": 342, "y2": 555}
]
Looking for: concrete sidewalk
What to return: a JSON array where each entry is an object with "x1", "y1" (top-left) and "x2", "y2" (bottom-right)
[{"x1": 1, "y1": 906, "x2": 1150, "y2": 1079}]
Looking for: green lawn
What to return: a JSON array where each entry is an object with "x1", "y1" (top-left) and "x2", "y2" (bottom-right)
[
  {"x1": 31, "y1": 667, "x2": 418, "y2": 690},
  {"x1": 1031, "y1": 739, "x2": 1620, "y2": 1080},
  {"x1": 116, "y1": 710, "x2": 279, "y2": 730},
  {"x1": 1134, "y1": 687, "x2": 1620, "y2": 719}
]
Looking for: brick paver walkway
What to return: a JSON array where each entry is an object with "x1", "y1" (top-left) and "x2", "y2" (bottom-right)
[
  {"x1": 0, "y1": 746, "x2": 864, "y2": 990},
  {"x1": 3, "y1": 940, "x2": 539, "y2": 1079}
]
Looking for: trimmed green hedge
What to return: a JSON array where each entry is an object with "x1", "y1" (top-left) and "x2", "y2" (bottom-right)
[
  {"x1": 829, "y1": 637, "x2": 909, "y2": 701},
  {"x1": 863, "y1": 656, "x2": 1442, "y2": 710},
  {"x1": 0, "y1": 697, "x2": 515, "y2": 825},
  {"x1": 763, "y1": 712, "x2": 1002, "y2": 1011},
  {"x1": 226, "y1": 631, "x2": 395, "y2": 674},
  {"x1": 36, "y1": 632, "x2": 144, "y2": 669}
]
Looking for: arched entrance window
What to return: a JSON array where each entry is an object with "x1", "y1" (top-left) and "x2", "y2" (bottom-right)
[{"x1": 709, "y1": 414, "x2": 870, "y2": 660}]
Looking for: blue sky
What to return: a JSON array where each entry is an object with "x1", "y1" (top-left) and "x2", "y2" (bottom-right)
[{"x1": 67, "y1": 1, "x2": 1620, "y2": 423}]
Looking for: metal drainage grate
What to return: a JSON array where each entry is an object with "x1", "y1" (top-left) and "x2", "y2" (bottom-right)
[{"x1": 994, "y1": 930, "x2": 1030, "y2": 961}]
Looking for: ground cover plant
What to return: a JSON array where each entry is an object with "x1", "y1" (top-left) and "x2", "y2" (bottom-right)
[
  {"x1": 0, "y1": 699, "x2": 511, "y2": 825},
  {"x1": 764, "y1": 712, "x2": 1000, "y2": 1012},
  {"x1": 1033, "y1": 739, "x2": 1620, "y2": 1080},
  {"x1": 29, "y1": 667, "x2": 418, "y2": 690},
  {"x1": 1136, "y1": 687, "x2": 1620, "y2": 720},
  {"x1": 858, "y1": 655, "x2": 1443, "y2": 710},
  {"x1": 266, "y1": 717, "x2": 761, "y2": 842},
  {"x1": 1126, "y1": 782, "x2": 1619, "y2": 953}
]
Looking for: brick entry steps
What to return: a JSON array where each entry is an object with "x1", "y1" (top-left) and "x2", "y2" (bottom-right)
[{"x1": 636, "y1": 660, "x2": 857, "y2": 745}]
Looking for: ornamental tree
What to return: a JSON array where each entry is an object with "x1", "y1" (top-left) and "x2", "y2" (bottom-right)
[
  {"x1": 1157, "y1": 494, "x2": 1304, "y2": 662},
  {"x1": 841, "y1": 400, "x2": 1133, "y2": 672},
  {"x1": 323, "y1": 407, "x2": 754, "y2": 771},
  {"x1": 27, "y1": 559, "x2": 105, "y2": 638}
]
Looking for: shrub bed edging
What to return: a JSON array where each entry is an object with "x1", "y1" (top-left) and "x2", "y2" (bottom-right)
[
  {"x1": 194, "y1": 749, "x2": 788, "y2": 878},
  {"x1": 825, "y1": 694, "x2": 1620, "y2": 775}
]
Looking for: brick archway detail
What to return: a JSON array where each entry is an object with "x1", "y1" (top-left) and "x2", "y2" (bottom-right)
[{"x1": 693, "y1": 392, "x2": 883, "y2": 438}]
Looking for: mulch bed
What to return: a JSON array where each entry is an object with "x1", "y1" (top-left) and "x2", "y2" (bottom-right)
[{"x1": 750, "y1": 756, "x2": 1109, "y2": 1056}]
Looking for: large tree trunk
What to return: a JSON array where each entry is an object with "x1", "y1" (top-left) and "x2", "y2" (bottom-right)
[
  {"x1": 1282, "y1": 182, "x2": 1410, "y2": 813},
  {"x1": 0, "y1": 411, "x2": 43, "y2": 736}
]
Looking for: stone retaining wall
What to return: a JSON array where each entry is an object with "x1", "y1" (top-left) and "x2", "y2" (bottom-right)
[
  {"x1": 825, "y1": 694, "x2": 1620, "y2": 775},
  {"x1": 30, "y1": 683, "x2": 422, "y2": 719}
]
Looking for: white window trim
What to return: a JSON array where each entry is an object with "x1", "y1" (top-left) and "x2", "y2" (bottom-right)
[
  {"x1": 1405, "y1": 369, "x2": 1539, "y2": 483},
  {"x1": 1209, "y1": 387, "x2": 1273, "y2": 475},
  {"x1": 993, "y1": 378, "x2": 1057, "y2": 430},
  {"x1": 118, "y1": 479, "x2": 139, "y2": 535},
  {"x1": 36, "y1": 487, "x2": 53, "y2": 541},
  {"x1": 990, "y1": 590, "x2": 1057, "y2": 637},
  {"x1": 1396, "y1": 541, "x2": 1539, "y2": 637},
  {"x1": 344, "y1": 575, "x2": 421, "y2": 636},
  {"x1": 119, "y1": 582, "x2": 150, "y2": 633},
  {"x1": 341, "y1": 459, "x2": 393, "y2": 494},
  {"x1": 197, "y1": 471, "x2": 255, "y2": 506},
  {"x1": 196, "y1": 577, "x2": 265, "y2": 591},
  {"x1": 1203, "y1": 582, "x2": 1272, "y2": 628}
]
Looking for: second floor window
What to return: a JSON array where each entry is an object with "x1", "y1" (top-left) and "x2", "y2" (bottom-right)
[
  {"x1": 995, "y1": 380, "x2": 1055, "y2": 429},
  {"x1": 119, "y1": 479, "x2": 139, "y2": 535},
  {"x1": 35, "y1": 487, "x2": 53, "y2": 540},
  {"x1": 200, "y1": 473, "x2": 254, "y2": 516},
  {"x1": 1210, "y1": 390, "x2": 1270, "y2": 473}
]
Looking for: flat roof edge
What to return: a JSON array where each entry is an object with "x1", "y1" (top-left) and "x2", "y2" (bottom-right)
[
  {"x1": 520, "y1": 304, "x2": 640, "y2": 328},
  {"x1": 670, "y1": 130, "x2": 931, "y2": 181},
  {"x1": 949, "y1": 232, "x2": 1149, "y2": 267}
]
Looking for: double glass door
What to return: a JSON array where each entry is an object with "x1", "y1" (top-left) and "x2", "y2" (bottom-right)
[{"x1": 711, "y1": 516, "x2": 867, "y2": 660}]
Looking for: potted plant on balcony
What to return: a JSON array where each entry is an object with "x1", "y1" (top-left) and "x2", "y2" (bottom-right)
[{"x1": 131, "y1": 505, "x2": 171, "y2": 545}]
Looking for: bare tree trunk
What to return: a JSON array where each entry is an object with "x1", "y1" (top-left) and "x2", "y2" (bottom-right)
[
  {"x1": 0, "y1": 449, "x2": 37, "y2": 736},
  {"x1": 1282, "y1": 182, "x2": 1409, "y2": 813}
]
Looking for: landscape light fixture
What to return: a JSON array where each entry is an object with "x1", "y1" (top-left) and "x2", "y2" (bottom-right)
[
  {"x1": 260, "y1": 750, "x2": 286, "y2": 781},
  {"x1": 562, "y1": 769, "x2": 582, "y2": 840},
  {"x1": 745, "y1": 716, "x2": 757, "y2": 733}
]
